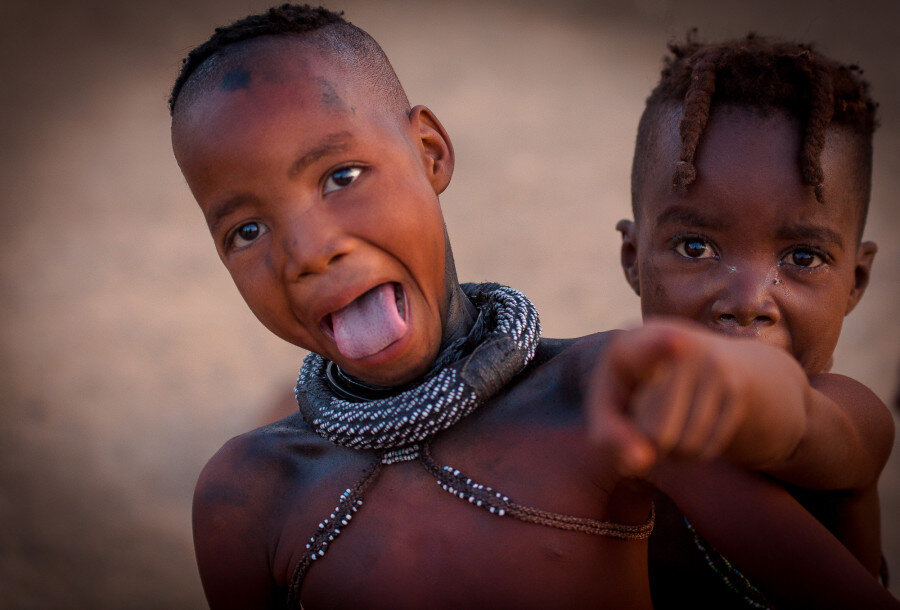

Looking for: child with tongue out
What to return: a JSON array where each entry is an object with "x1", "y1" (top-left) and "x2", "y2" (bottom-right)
[{"x1": 169, "y1": 5, "x2": 898, "y2": 609}]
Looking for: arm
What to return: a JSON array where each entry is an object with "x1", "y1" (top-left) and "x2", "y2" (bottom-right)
[
  {"x1": 766, "y1": 372, "x2": 894, "y2": 489},
  {"x1": 652, "y1": 459, "x2": 899, "y2": 609},
  {"x1": 587, "y1": 319, "x2": 893, "y2": 490},
  {"x1": 193, "y1": 437, "x2": 285, "y2": 609}
]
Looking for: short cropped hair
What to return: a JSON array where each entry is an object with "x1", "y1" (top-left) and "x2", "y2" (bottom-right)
[
  {"x1": 169, "y1": 3, "x2": 409, "y2": 117},
  {"x1": 632, "y1": 32, "x2": 878, "y2": 228}
]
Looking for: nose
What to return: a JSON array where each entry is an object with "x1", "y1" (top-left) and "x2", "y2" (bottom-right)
[
  {"x1": 710, "y1": 265, "x2": 781, "y2": 328},
  {"x1": 281, "y1": 209, "x2": 353, "y2": 280}
]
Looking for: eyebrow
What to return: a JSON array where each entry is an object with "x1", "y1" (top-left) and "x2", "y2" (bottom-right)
[
  {"x1": 206, "y1": 194, "x2": 257, "y2": 234},
  {"x1": 776, "y1": 224, "x2": 845, "y2": 249},
  {"x1": 654, "y1": 205, "x2": 730, "y2": 231},
  {"x1": 288, "y1": 131, "x2": 354, "y2": 178},
  {"x1": 206, "y1": 131, "x2": 356, "y2": 233}
]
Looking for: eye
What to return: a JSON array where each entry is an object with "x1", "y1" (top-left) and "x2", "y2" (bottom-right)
[
  {"x1": 229, "y1": 221, "x2": 268, "y2": 249},
  {"x1": 674, "y1": 236, "x2": 715, "y2": 259},
  {"x1": 324, "y1": 166, "x2": 364, "y2": 194},
  {"x1": 783, "y1": 248, "x2": 825, "y2": 269}
]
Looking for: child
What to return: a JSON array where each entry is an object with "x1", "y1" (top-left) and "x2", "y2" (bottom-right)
[
  {"x1": 170, "y1": 7, "x2": 898, "y2": 608},
  {"x1": 593, "y1": 33, "x2": 895, "y2": 607}
]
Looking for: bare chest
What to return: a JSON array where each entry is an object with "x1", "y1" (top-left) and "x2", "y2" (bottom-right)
[{"x1": 279, "y1": 418, "x2": 652, "y2": 609}]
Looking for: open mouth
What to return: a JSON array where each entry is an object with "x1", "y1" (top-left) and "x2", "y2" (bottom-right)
[{"x1": 323, "y1": 282, "x2": 408, "y2": 360}]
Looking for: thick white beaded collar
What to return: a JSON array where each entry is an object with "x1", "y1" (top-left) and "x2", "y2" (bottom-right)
[{"x1": 295, "y1": 283, "x2": 541, "y2": 451}]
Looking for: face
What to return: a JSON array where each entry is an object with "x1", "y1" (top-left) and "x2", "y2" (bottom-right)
[
  {"x1": 620, "y1": 106, "x2": 876, "y2": 376},
  {"x1": 172, "y1": 39, "x2": 454, "y2": 386}
]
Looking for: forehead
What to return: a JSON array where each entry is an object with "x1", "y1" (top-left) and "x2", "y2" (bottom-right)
[
  {"x1": 171, "y1": 39, "x2": 409, "y2": 191},
  {"x1": 172, "y1": 36, "x2": 386, "y2": 146},
  {"x1": 636, "y1": 105, "x2": 863, "y2": 240}
]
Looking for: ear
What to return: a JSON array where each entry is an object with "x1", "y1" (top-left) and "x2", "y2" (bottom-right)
[
  {"x1": 409, "y1": 105, "x2": 454, "y2": 194},
  {"x1": 616, "y1": 219, "x2": 641, "y2": 296},
  {"x1": 845, "y1": 240, "x2": 877, "y2": 315}
]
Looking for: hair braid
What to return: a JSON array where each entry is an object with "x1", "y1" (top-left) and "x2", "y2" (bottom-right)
[
  {"x1": 797, "y1": 50, "x2": 835, "y2": 203},
  {"x1": 631, "y1": 32, "x2": 877, "y2": 233},
  {"x1": 673, "y1": 48, "x2": 722, "y2": 191}
]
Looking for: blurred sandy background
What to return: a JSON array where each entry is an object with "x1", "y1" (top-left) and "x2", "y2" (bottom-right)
[{"x1": 1, "y1": 0, "x2": 897, "y2": 606}]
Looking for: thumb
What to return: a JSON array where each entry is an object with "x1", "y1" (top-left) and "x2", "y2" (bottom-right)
[{"x1": 592, "y1": 414, "x2": 658, "y2": 479}]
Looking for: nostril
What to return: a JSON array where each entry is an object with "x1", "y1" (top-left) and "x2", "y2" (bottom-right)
[{"x1": 719, "y1": 314, "x2": 736, "y2": 322}]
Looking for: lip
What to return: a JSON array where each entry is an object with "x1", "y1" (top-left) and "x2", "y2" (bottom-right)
[
  {"x1": 710, "y1": 326, "x2": 763, "y2": 340},
  {"x1": 707, "y1": 322, "x2": 789, "y2": 352}
]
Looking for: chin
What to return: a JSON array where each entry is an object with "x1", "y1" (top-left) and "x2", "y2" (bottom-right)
[{"x1": 339, "y1": 336, "x2": 439, "y2": 388}]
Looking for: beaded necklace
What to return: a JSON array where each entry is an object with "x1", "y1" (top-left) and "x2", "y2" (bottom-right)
[
  {"x1": 296, "y1": 282, "x2": 541, "y2": 455},
  {"x1": 288, "y1": 283, "x2": 655, "y2": 606}
]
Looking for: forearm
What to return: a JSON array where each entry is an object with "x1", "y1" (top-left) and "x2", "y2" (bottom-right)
[
  {"x1": 652, "y1": 460, "x2": 899, "y2": 609},
  {"x1": 716, "y1": 338, "x2": 809, "y2": 469},
  {"x1": 762, "y1": 374, "x2": 893, "y2": 490},
  {"x1": 588, "y1": 322, "x2": 892, "y2": 489}
]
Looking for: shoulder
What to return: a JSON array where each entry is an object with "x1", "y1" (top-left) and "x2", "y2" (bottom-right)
[
  {"x1": 484, "y1": 331, "x2": 620, "y2": 423},
  {"x1": 192, "y1": 412, "x2": 365, "y2": 607},
  {"x1": 192, "y1": 412, "x2": 326, "y2": 547},
  {"x1": 809, "y1": 373, "x2": 895, "y2": 466},
  {"x1": 524, "y1": 331, "x2": 622, "y2": 389},
  {"x1": 195, "y1": 413, "x2": 332, "y2": 505}
]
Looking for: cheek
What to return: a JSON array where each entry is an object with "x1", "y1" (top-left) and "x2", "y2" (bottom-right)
[
  {"x1": 637, "y1": 260, "x2": 699, "y2": 318},
  {"x1": 778, "y1": 285, "x2": 843, "y2": 373},
  {"x1": 227, "y1": 258, "x2": 284, "y2": 321}
]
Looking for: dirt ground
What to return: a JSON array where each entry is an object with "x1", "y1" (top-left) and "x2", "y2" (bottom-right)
[{"x1": 2, "y1": 0, "x2": 898, "y2": 607}]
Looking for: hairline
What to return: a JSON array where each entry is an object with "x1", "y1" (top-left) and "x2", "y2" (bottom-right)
[
  {"x1": 171, "y1": 25, "x2": 411, "y2": 123},
  {"x1": 630, "y1": 102, "x2": 872, "y2": 240}
]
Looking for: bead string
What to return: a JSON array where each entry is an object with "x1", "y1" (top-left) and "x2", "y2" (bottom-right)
[
  {"x1": 287, "y1": 460, "x2": 383, "y2": 606},
  {"x1": 420, "y1": 443, "x2": 655, "y2": 540},
  {"x1": 684, "y1": 517, "x2": 771, "y2": 609}
]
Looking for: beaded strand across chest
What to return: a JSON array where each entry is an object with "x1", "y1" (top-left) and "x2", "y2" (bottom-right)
[{"x1": 287, "y1": 283, "x2": 655, "y2": 607}]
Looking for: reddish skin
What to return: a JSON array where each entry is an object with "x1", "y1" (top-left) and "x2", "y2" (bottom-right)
[
  {"x1": 173, "y1": 39, "x2": 452, "y2": 388},
  {"x1": 600, "y1": 105, "x2": 894, "y2": 576},
  {"x1": 174, "y1": 38, "x2": 652, "y2": 609},
  {"x1": 174, "y1": 40, "x2": 898, "y2": 608}
]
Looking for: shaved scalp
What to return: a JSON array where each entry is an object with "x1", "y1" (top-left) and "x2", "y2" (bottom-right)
[
  {"x1": 169, "y1": 4, "x2": 410, "y2": 120},
  {"x1": 631, "y1": 32, "x2": 878, "y2": 231}
]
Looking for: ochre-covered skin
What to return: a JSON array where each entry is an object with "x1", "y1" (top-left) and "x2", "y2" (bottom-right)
[
  {"x1": 174, "y1": 38, "x2": 652, "y2": 608},
  {"x1": 195, "y1": 337, "x2": 661, "y2": 609},
  {"x1": 605, "y1": 103, "x2": 894, "y2": 606},
  {"x1": 174, "y1": 37, "x2": 898, "y2": 609}
]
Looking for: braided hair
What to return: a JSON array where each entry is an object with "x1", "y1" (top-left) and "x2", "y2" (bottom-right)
[
  {"x1": 168, "y1": 3, "x2": 409, "y2": 117},
  {"x1": 632, "y1": 32, "x2": 878, "y2": 218}
]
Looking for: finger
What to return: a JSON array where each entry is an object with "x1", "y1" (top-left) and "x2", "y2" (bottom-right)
[
  {"x1": 631, "y1": 358, "x2": 699, "y2": 454},
  {"x1": 593, "y1": 414, "x2": 658, "y2": 479},
  {"x1": 700, "y1": 384, "x2": 745, "y2": 459},
  {"x1": 674, "y1": 365, "x2": 725, "y2": 457},
  {"x1": 587, "y1": 341, "x2": 656, "y2": 476},
  {"x1": 588, "y1": 353, "x2": 632, "y2": 423}
]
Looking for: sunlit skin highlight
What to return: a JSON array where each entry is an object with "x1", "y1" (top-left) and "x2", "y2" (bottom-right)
[{"x1": 173, "y1": 39, "x2": 468, "y2": 387}]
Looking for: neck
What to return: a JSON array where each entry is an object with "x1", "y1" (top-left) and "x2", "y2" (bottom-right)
[{"x1": 439, "y1": 281, "x2": 477, "y2": 353}]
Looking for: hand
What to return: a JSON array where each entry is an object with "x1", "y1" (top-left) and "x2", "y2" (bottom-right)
[{"x1": 588, "y1": 319, "x2": 758, "y2": 478}]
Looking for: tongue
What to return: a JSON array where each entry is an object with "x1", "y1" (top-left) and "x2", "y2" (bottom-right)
[{"x1": 332, "y1": 283, "x2": 407, "y2": 360}]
